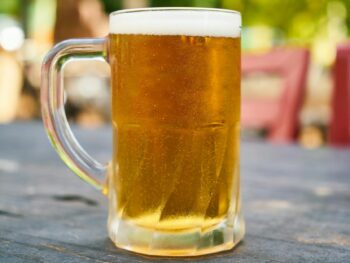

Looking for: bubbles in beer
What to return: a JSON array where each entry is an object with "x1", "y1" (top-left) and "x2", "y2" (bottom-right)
[{"x1": 109, "y1": 33, "x2": 241, "y2": 231}]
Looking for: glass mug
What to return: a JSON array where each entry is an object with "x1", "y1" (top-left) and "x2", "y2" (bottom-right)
[{"x1": 41, "y1": 8, "x2": 244, "y2": 257}]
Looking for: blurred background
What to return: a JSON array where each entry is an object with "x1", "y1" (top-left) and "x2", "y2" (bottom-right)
[{"x1": 0, "y1": 0, "x2": 349, "y2": 148}]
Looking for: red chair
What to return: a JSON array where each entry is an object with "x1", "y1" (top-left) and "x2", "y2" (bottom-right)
[
  {"x1": 329, "y1": 44, "x2": 350, "y2": 146},
  {"x1": 242, "y1": 48, "x2": 310, "y2": 143}
]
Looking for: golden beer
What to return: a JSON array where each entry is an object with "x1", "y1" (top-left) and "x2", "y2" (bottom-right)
[
  {"x1": 109, "y1": 34, "x2": 241, "y2": 231},
  {"x1": 42, "y1": 8, "x2": 243, "y2": 257},
  {"x1": 104, "y1": 9, "x2": 244, "y2": 256}
]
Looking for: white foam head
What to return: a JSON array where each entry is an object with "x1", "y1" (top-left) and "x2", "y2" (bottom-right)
[{"x1": 110, "y1": 8, "x2": 241, "y2": 38}]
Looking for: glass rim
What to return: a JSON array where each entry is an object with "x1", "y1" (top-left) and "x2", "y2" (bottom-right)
[{"x1": 110, "y1": 7, "x2": 241, "y2": 17}]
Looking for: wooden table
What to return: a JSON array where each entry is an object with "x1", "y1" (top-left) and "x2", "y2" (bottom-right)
[{"x1": 0, "y1": 122, "x2": 349, "y2": 262}]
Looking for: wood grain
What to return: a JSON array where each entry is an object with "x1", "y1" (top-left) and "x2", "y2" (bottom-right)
[{"x1": 0, "y1": 122, "x2": 349, "y2": 262}]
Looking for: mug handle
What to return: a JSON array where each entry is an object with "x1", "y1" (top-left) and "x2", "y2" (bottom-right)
[{"x1": 41, "y1": 38, "x2": 108, "y2": 191}]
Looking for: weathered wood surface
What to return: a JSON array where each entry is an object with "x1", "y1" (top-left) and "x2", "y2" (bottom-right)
[{"x1": 0, "y1": 122, "x2": 349, "y2": 262}]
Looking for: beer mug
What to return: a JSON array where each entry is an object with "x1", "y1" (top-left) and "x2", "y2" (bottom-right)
[{"x1": 41, "y1": 8, "x2": 244, "y2": 257}]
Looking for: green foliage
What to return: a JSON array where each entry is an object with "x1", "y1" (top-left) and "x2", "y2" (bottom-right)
[
  {"x1": 151, "y1": 0, "x2": 193, "y2": 7},
  {"x1": 151, "y1": 0, "x2": 219, "y2": 8},
  {"x1": 0, "y1": 0, "x2": 20, "y2": 16},
  {"x1": 222, "y1": 0, "x2": 350, "y2": 43},
  {"x1": 101, "y1": 0, "x2": 122, "y2": 13}
]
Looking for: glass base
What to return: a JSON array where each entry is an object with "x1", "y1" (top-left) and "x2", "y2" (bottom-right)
[{"x1": 108, "y1": 214, "x2": 245, "y2": 257}]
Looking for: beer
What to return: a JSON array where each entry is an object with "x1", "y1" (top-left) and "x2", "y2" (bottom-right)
[
  {"x1": 42, "y1": 8, "x2": 243, "y2": 256},
  {"x1": 108, "y1": 12, "x2": 241, "y2": 233}
]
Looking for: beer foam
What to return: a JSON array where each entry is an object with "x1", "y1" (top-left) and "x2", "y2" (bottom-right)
[{"x1": 110, "y1": 8, "x2": 241, "y2": 38}]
